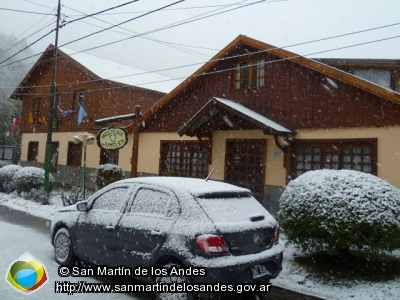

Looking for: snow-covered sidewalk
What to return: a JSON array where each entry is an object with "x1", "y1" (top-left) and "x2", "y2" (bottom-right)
[{"x1": 0, "y1": 191, "x2": 399, "y2": 300}]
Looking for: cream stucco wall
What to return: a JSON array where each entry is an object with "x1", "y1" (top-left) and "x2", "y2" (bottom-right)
[
  {"x1": 137, "y1": 133, "x2": 198, "y2": 174},
  {"x1": 137, "y1": 126, "x2": 400, "y2": 190},
  {"x1": 295, "y1": 126, "x2": 400, "y2": 188},
  {"x1": 21, "y1": 132, "x2": 102, "y2": 168},
  {"x1": 22, "y1": 125, "x2": 400, "y2": 190},
  {"x1": 137, "y1": 130, "x2": 285, "y2": 185}
]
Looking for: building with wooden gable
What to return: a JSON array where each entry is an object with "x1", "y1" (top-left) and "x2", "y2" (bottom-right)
[
  {"x1": 128, "y1": 35, "x2": 400, "y2": 213},
  {"x1": 11, "y1": 44, "x2": 180, "y2": 187}
]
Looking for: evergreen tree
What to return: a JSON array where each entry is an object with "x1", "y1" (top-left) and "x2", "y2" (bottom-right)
[{"x1": 0, "y1": 31, "x2": 34, "y2": 147}]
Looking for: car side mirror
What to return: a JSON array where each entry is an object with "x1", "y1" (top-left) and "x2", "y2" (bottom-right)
[{"x1": 77, "y1": 202, "x2": 88, "y2": 211}]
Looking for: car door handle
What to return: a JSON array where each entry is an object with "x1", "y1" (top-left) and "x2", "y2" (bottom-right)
[
  {"x1": 106, "y1": 225, "x2": 116, "y2": 230},
  {"x1": 150, "y1": 230, "x2": 164, "y2": 237}
]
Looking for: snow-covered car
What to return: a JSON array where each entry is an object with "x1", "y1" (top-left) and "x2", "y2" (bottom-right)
[{"x1": 51, "y1": 177, "x2": 283, "y2": 299}]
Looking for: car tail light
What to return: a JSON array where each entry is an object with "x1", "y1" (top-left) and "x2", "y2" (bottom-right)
[
  {"x1": 272, "y1": 226, "x2": 280, "y2": 244},
  {"x1": 196, "y1": 235, "x2": 229, "y2": 254}
]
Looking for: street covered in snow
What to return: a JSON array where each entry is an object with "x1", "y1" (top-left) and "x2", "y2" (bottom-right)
[
  {"x1": 0, "y1": 195, "x2": 154, "y2": 300},
  {"x1": 0, "y1": 188, "x2": 399, "y2": 300}
]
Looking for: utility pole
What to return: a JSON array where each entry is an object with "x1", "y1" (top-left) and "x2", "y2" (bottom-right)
[{"x1": 44, "y1": 0, "x2": 61, "y2": 194}]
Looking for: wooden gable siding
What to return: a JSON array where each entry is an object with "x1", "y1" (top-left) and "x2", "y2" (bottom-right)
[
  {"x1": 143, "y1": 44, "x2": 400, "y2": 133},
  {"x1": 19, "y1": 52, "x2": 164, "y2": 134}
]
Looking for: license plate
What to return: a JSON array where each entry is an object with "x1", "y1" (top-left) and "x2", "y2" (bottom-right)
[{"x1": 251, "y1": 264, "x2": 270, "y2": 279}]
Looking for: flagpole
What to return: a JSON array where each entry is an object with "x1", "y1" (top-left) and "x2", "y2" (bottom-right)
[{"x1": 44, "y1": 0, "x2": 61, "y2": 195}]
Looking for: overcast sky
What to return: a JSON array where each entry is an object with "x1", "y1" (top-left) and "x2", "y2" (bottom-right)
[{"x1": 1, "y1": 0, "x2": 399, "y2": 83}]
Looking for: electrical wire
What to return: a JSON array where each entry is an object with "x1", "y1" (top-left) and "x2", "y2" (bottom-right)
[
  {"x1": 7, "y1": 33, "x2": 400, "y2": 96},
  {"x1": 0, "y1": 29, "x2": 55, "y2": 66},
  {"x1": 1, "y1": 1, "x2": 400, "y2": 92},
  {"x1": 65, "y1": 0, "x2": 260, "y2": 54},
  {"x1": 60, "y1": 0, "x2": 140, "y2": 27},
  {"x1": 0, "y1": 0, "x2": 266, "y2": 69},
  {"x1": 0, "y1": 15, "x2": 56, "y2": 56},
  {"x1": 60, "y1": 0, "x2": 185, "y2": 48},
  {"x1": 0, "y1": 0, "x2": 265, "y2": 74},
  {"x1": 60, "y1": 3, "x2": 219, "y2": 59},
  {"x1": 0, "y1": 7, "x2": 55, "y2": 16},
  {"x1": 66, "y1": 0, "x2": 287, "y2": 16},
  {"x1": 0, "y1": 0, "x2": 141, "y2": 68}
]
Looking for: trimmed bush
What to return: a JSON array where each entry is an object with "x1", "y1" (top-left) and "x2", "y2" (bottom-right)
[
  {"x1": 96, "y1": 164, "x2": 124, "y2": 190},
  {"x1": 27, "y1": 188, "x2": 50, "y2": 205},
  {"x1": 12, "y1": 167, "x2": 54, "y2": 195},
  {"x1": 279, "y1": 169, "x2": 400, "y2": 254},
  {"x1": 0, "y1": 164, "x2": 22, "y2": 193},
  {"x1": 0, "y1": 160, "x2": 11, "y2": 168}
]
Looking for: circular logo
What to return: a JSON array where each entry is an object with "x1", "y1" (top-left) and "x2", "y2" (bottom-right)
[
  {"x1": 5, "y1": 252, "x2": 48, "y2": 295},
  {"x1": 96, "y1": 127, "x2": 128, "y2": 150}
]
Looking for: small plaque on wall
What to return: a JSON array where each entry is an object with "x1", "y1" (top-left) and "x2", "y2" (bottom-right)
[{"x1": 272, "y1": 151, "x2": 283, "y2": 157}]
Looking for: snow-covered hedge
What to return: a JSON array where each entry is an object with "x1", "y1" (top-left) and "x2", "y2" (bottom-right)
[
  {"x1": 12, "y1": 167, "x2": 54, "y2": 196},
  {"x1": 279, "y1": 169, "x2": 400, "y2": 253},
  {"x1": 96, "y1": 164, "x2": 124, "y2": 190},
  {"x1": 0, "y1": 160, "x2": 11, "y2": 168},
  {"x1": 0, "y1": 164, "x2": 22, "y2": 193}
]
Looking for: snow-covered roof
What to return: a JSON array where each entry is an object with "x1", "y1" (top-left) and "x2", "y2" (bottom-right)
[
  {"x1": 178, "y1": 97, "x2": 293, "y2": 137},
  {"x1": 214, "y1": 98, "x2": 293, "y2": 133},
  {"x1": 60, "y1": 47, "x2": 181, "y2": 93}
]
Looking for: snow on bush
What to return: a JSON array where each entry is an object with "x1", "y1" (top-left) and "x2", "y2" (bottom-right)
[
  {"x1": 0, "y1": 160, "x2": 11, "y2": 168},
  {"x1": 96, "y1": 164, "x2": 124, "y2": 190},
  {"x1": 279, "y1": 169, "x2": 400, "y2": 253},
  {"x1": 12, "y1": 167, "x2": 54, "y2": 195},
  {"x1": 0, "y1": 164, "x2": 22, "y2": 193}
]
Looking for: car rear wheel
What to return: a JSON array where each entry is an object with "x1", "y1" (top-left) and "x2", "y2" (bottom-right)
[
  {"x1": 155, "y1": 262, "x2": 197, "y2": 300},
  {"x1": 53, "y1": 227, "x2": 75, "y2": 265}
]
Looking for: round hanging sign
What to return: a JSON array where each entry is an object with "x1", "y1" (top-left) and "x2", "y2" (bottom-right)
[{"x1": 96, "y1": 127, "x2": 128, "y2": 150}]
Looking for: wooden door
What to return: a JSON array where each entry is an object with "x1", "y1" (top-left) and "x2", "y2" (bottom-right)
[{"x1": 225, "y1": 139, "x2": 266, "y2": 201}]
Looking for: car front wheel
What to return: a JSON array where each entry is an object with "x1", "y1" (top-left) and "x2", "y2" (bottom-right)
[
  {"x1": 53, "y1": 227, "x2": 75, "y2": 265},
  {"x1": 155, "y1": 262, "x2": 197, "y2": 300}
]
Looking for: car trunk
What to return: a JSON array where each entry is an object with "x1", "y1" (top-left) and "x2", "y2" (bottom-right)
[{"x1": 196, "y1": 193, "x2": 277, "y2": 255}]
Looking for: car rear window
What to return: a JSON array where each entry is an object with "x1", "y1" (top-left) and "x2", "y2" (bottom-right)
[{"x1": 196, "y1": 194, "x2": 273, "y2": 225}]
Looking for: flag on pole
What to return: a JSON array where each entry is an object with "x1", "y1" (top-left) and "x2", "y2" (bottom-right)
[
  {"x1": 58, "y1": 106, "x2": 75, "y2": 117},
  {"x1": 62, "y1": 109, "x2": 74, "y2": 117},
  {"x1": 37, "y1": 113, "x2": 46, "y2": 124},
  {"x1": 78, "y1": 104, "x2": 87, "y2": 125},
  {"x1": 12, "y1": 113, "x2": 20, "y2": 131},
  {"x1": 28, "y1": 112, "x2": 34, "y2": 124}
]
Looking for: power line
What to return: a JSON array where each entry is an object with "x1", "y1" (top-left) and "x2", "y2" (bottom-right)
[
  {"x1": 60, "y1": 0, "x2": 185, "y2": 48},
  {"x1": 22, "y1": 0, "x2": 54, "y2": 10},
  {"x1": 61, "y1": 4, "x2": 218, "y2": 59},
  {"x1": 0, "y1": 7, "x2": 55, "y2": 16},
  {"x1": 60, "y1": 0, "x2": 140, "y2": 27},
  {"x1": 60, "y1": 0, "x2": 264, "y2": 55},
  {"x1": 0, "y1": 15, "x2": 56, "y2": 56},
  {"x1": 66, "y1": 0, "x2": 287, "y2": 16},
  {"x1": 1, "y1": 0, "x2": 400, "y2": 85},
  {"x1": 0, "y1": 29, "x2": 55, "y2": 66},
  {"x1": 2, "y1": 15, "x2": 400, "y2": 80},
  {"x1": 0, "y1": 0, "x2": 141, "y2": 68},
  {"x1": 0, "y1": 0, "x2": 264, "y2": 69},
  {"x1": 7, "y1": 33, "x2": 400, "y2": 96},
  {"x1": 0, "y1": 0, "x2": 262, "y2": 72}
]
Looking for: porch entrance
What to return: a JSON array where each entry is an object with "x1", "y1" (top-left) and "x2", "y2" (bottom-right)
[{"x1": 225, "y1": 139, "x2": 266, "y2": 201}]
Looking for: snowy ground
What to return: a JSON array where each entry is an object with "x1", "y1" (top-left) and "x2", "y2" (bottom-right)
[{"x1": 0, "y1": 190, "x2": 399, "y2": 300}]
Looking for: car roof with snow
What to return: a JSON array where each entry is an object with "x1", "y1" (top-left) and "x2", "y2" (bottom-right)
[{"x1": 115, "y1": 177, "x2": 251, "y2": 197}]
